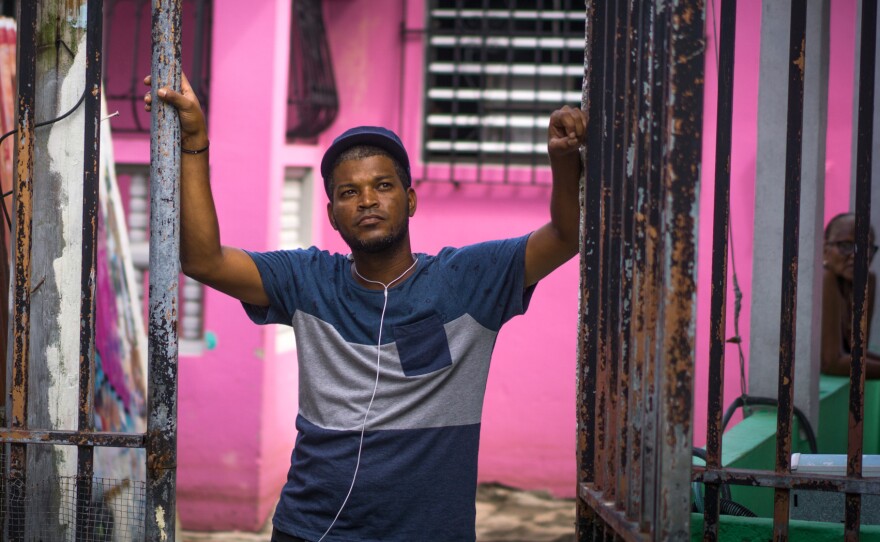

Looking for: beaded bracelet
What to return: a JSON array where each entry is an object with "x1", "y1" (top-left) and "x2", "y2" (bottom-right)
[{"x1": 182, "y1": 141, "x2": 210, "y2": 155}]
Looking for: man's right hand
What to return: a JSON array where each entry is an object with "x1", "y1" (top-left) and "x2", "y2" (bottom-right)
[{"x1": 143, "y1": 73, "x2": 208, "y2": 148}]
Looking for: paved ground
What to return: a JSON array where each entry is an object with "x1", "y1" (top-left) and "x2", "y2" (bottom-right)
[{"x1": 181, "y1": 483, "x2": 576, "y2": 542}]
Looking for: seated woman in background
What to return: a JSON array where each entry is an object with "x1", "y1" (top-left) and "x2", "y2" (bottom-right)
[{"x1": 821, "y1": 212, "x2": 880, "y2": 378}]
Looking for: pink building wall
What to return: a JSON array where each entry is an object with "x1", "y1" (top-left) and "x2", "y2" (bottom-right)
[
  {"x1": 692, "y1": 0, "x2": 858, "y2": 446},
  {"x1": 109, "y1": 0, "x2": 860, "y2": 531}
]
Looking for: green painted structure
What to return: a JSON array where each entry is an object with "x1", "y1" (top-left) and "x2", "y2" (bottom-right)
[{"x1": 692, "y1": 376, "x2": 880, "y2": 539}]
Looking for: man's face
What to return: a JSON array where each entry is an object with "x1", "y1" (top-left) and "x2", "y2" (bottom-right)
[
  {"x1": 824, "y1": 215, "x2": 876, "y2": 282},
  {"x1": 327, "y1": 155, "x2": 416, "y2": 254}
]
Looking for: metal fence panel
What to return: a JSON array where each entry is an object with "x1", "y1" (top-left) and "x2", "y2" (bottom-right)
[
  {"x1": 1, "y1": 1, "x2": 182, "y2": 539},
  {"x1": 577, "y1": 1, "x2": 705, "y2": 540}
]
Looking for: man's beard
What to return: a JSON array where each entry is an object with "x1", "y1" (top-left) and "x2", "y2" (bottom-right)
[{"x1": 340, "y1": 216, "x2": 409, "y2": 254}]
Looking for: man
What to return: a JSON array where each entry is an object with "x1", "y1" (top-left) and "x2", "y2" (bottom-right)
[{"x1": 145, "y1": 74, "x2": 585, "y2": 541}]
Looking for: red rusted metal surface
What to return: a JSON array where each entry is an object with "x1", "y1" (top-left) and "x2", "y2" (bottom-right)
[
  {"x1": 0, "y1": 429, "x2": 145, "y2": 448},
  {"x1": 577, "y1": 0, "x2": 607, "y2": 537},
  {"x1": 693, "y1": 466, "x2": 880, "y2": 495},
  {"x1": 578, "y1": 1, "x2": 880, "y2": 540},
  {"x1": 655, "y1": 0, "x2": 705, "y2": 534},
  {"x1": 7, "y1": 2, "x2": 37, "y2": 539},
  {"x1": 580, "y1": 484, "x2": 650, "y2": 542},
  {"x1": 577, "y1": 1, "x2": 704, "y2": 540}
]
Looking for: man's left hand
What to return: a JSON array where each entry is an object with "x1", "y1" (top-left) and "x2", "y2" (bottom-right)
[{"x1": 547, "y1": 105, "x2": 587, "y2": 158}]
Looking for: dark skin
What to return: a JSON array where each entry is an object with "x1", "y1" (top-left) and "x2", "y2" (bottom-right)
[
  {"x1": 820, "y1": 215, "x2": 880, "y2": 378},
  {"x1": 144, "y1": 74, "x2": 584, "y2": 298},
  {"x1": 326, "y1": 155, "x2": 419, "y2": 286}
]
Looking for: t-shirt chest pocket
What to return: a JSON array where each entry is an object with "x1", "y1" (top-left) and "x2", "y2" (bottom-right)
[{"x1": 392, "y1": 313, "x2": 453, "y2": 377}]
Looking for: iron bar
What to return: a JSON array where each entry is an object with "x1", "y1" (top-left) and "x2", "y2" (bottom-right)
[
  {"x1": 626, "y1": 0, "x2": 653, "y2": 524},
  {"x1": 655, "y1": 0, "x2": 705, "y2": 539},
  {"x1": 580, "y1": 485, "x2": 649, "y2": 542},
  {"x1": 0, "y1": 430, "x2": 145, "y2": 448},
  {"x1": 7, "y1": 2, "x2": 38, "y2": 539},
  {"x1": 448, "y1": 0, "x2": 463, "y2": 183},
  {"x1": 639, "y1": 0, "x2": 669, "y2": 531},
  {"x1": 502, "y1": 0, "x2": 516, "y2": 185},
  {"x1": 146, "y1": 0, "x2": 183, "y2": 540},
  {"x1": 475, "y1": 0, "x2": 488, "y2": 184},
  {"x1": 846, "y1": 0, "x2": 877, "y2": 538},
  {"x1": 593, "y1": 0, "x2": 616, "y2": 496},
  {"x1": 773, "y1": 2, "x2": 807, "y2": 540},
  {"x1": 703, "y1": 1, "x2": 737, "y2": 539},
  {"x1": 617, "y1": 0, "x2": 642, "y2": 520},
  {"x1": 604, "y1": 0, "x2": 627, "y2": 505},
  {"x1": 529, "y1": 0, "x2": 543, "y2": 184},
  {"x1": 693, "y1": 466, "x2": 880, "y2": 495},
  {"x1": 75, "y1": 1, "x2": 104, "y2": 539},
  {"x1": 577, "y1": 0, "x2": 608, "y2": 537},
  {"x1": 420, "y1": 0, "x2": 436, "y2": 184}
]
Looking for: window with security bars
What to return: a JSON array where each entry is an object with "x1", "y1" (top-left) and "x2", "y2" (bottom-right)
[
  {"x1": 276, "y1": 168, "x2": 313, "y2": 353},
  {"x1": 287, "y1": 0, "x2": 339, "y2": 140},
  {"x1": 117, "y1": 165, "x2": 206, "y2": 355},
  {"x1": 104, "y1": 0, "x2": 212, "y2": 133},
  {"x1": 422, "y1": 0, "x2": 584, "y2": 180}
]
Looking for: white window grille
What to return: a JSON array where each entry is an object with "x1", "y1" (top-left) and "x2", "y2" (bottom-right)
[
  {"x1": 119, "y1": 165, "x2": 205, "y2": 356},
  {"x1": 276, "y1": 167, "x2": 313, "y2": 353},
  {"x1": 422, "y1": 0, "x2": 584, "y2": 175}
]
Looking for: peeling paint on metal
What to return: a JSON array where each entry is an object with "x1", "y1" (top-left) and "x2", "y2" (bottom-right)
[{"x1": 156, "y1": 505, "x2": 168, "y2": 541}]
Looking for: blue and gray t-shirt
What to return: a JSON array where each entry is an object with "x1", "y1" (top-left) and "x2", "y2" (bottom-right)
[{"x1": 243, "y1": 235, "x2": 535, "y2": 541}]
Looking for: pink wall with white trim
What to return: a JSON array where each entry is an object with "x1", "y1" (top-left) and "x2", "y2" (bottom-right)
[{"x1": 109, "y1": 0, "x2": 860, "y2": 530}]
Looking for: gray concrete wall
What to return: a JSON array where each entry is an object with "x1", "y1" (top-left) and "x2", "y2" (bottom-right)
[
  {"x1": 748, "y1": 0, "x2": 830, "y2": 431},
  {"x1": 23, "y1": 3, "x2": 88, "y2": 537}
]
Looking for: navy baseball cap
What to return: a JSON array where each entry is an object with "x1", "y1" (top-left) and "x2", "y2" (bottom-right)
[{"x1": 320, "y1": 126, "x2": 412, "y2": 198}]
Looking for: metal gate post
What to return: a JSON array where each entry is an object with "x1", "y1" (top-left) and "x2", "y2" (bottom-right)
[
  {"x1": 75, "y1": 0, "x2": 104, "y2": 538},
  {"x1": 846, "y1": 0, "x2": 877, "y2": 538},
  {"x1": 146, "y1": 0, "x2": 182, "y2": 540},
  {"x1": 7, "y1": 2, "x2": 37, "y2": 539}
]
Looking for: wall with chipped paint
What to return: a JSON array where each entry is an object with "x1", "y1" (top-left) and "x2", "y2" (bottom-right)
[
  {"x1": 26, "y1": 2, "x2": 89, "y2": 535},
  {"x1": 106, "y1": 0, "x2": 863, "y2": 531}
]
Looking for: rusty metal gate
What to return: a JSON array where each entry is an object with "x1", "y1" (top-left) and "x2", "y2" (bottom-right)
[
  {"x1": 576, "y1": 0, "x2": 703, "y2": 538},
  {"x1": 0, "y1": 0, "x2": 182, "y2": 540},
  {"x1": 577, "y1": 0, "x2": 880, "y2": 540}
]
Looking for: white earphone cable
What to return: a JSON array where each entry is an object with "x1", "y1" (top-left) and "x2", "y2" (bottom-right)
[{"x1": 317, "y1": 256, "x2": 419, "y2": 542}]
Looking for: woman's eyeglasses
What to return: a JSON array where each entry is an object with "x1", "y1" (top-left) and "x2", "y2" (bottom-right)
[{"x1": 827, "y1": 240, "x2": 879, "y2": 258}]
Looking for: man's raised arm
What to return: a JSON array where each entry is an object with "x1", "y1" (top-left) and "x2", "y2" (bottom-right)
[
  {"x1": 145, "y1": 74, "x2": 269, "y2": 307},
  {"x1": 524, "y1": 105, "x2": 586, "y2": 287}
]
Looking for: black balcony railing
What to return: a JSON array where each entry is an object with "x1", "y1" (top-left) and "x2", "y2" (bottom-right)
[
  {"x1": 103, "y1": 0, "x2": 212, "y2": 134},
  {"x1": 286, "y1": 0, "x2": 339, "y2": 140}
]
